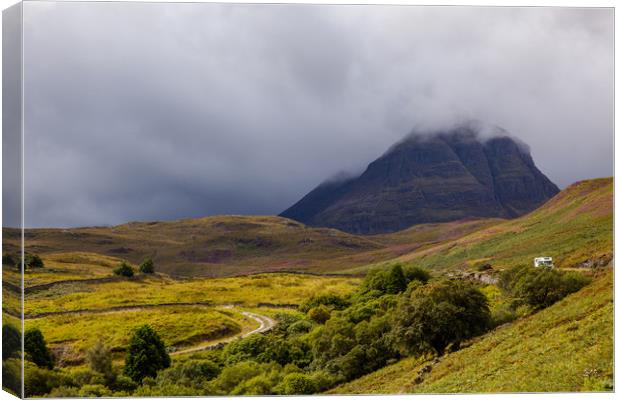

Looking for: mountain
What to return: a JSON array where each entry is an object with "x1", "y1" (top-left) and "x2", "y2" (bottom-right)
[{"x1": 281, "y1": 125, "x2": 560, "y2": 234}]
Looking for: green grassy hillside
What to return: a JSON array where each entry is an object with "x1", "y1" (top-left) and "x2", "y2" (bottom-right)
[
  {"x1": 330, "y1": 269, "x2": 613, "y2": 393},
  {"x1": 344, "y1": 178, "x2": 613, "y2": 275}
]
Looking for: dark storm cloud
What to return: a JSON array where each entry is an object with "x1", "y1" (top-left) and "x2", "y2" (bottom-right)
[{"x1": 19, "y1": 3, "x2": 613, "y2": 228}]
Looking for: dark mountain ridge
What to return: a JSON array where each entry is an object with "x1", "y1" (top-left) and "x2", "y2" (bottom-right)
[{"x1": 281, "y1": 125, "x2": 560, "y2": 234}]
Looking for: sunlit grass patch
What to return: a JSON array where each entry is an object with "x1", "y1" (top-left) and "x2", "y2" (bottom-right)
[
  {"x1": 24, "y1": 273, "x2": 360, "y2": 315},
  {"x1": 26, "y1": 305, "x2": 249, "y2": 365}
]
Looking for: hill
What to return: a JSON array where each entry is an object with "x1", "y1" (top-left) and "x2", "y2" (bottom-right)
[
  {"x1": 330, "y1": 269, "x2": 613, "y2": 393},
  {"x1": 281, "y1": 125, "x2": 559, "y2": 234},
  {"x1": 344, "y1": 177, "x2": 613, "y2": 275},
  {"x1": 4, "y1": 216, "x2": 380, "y2": 278},
  {"x1": 3, "y1": 215, "x2": 498, "y2": 279}
]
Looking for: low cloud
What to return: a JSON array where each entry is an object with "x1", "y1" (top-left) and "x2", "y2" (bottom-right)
[{"x1": 17, "y1": 3, "x2": 613, "y2": 227}]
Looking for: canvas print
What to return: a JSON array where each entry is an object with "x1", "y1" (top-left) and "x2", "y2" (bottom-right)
[{"x1": 1, "y1": 2, "x2": 614, "y2": 397}]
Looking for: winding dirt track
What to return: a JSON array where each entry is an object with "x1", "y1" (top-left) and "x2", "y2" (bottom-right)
[
  {"x1": 18, "y1": 302, "x2": 278, "y2": 356},
  {"x1": 170, "y1": 311, "x2": 276, "y2": 356}
]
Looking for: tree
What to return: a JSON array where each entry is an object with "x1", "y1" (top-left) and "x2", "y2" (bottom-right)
[
  {"x1": 385, "y1": 264, "x2": 407, "y2": 294},
  {"x1": 87, "y1": 340, "x2": 114, "y2": 382},
  {"x1": 113, "y1": 262, "x2": 134, "y2": 277},
  {"x1": 24, "y1": 328, "x2": 54, "y2": 369},
  {"x1": 390, "y1": 280, "x2": 491, "y2": 356},
  {"x1": 139, "y1": 258, "x2": 155, "y2": 274},
  {"x1": 24, "y1": 254, "x2": 44, "y2": 269},
  {"x1": 360, "y1": 264, "x2": 412, "y2": 296},
  {"x1": 124, "y1": 325, "x2": 170, "y2": 382},
  {"x1": 3, "y1": 324, "x2": 21, "y2": 360}
]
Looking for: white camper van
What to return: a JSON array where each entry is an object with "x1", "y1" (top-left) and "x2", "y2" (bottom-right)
[{"x1": 534, "y1": 257, "x2": 554, "y2": 268}]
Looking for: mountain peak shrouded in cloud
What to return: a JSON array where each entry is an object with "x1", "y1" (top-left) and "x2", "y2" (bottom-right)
[
  {"x1": 280, "y1": 124, "x2": 560, "y2": 234},
  {"x1": 13, "y1": 3, "x2": 612, "y2": 227}
]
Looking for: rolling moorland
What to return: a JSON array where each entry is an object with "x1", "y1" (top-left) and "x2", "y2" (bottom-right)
[{"x1": 1, "y1": 177, "x2": 613, "y2": 396}]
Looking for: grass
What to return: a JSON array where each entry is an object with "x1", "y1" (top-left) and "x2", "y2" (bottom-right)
[
  {"x1": 3, "y1": 252, "x2": 127, "y2": 287},
  {"x1": 20, "y1": 272, "x2": 357, "y2": 367},
  {"x1": 24, "y1": 273, "x2": 360, "y2": 315},
  {"x1": 2, "y1": 286, "x2": 21, "y2": 317},
  {"x1": 26, "y1": 306, "x2": 250, "y2": 365},
  {"x1": 330, "y1": 269, "x2": 613, "y2": 393}
]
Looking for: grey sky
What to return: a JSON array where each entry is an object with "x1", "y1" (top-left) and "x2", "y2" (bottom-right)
[{"x1": 17, "y1": 3, "x2": 613, "y2": 228}]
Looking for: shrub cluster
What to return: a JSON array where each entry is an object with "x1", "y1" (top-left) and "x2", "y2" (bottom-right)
[
  {"x1": 22, "y1": 325, "x2": 167, "y2": 397},
  {"x1": 113, "y1": 261, "x2": 134, "y2": 277},
  {"x1": 500, "y1": 265, "x2": 591, "y2": 309},
  {"x1": 20, "y1": 261, "x2": 592, "y2": 397},
  {"x1": 134, "y1": 263, "x2": 491, "y2": 395},
  {"x1": 3, "y1": 252, "x2": 45, "y2": 269},
  {"x1": 139, "y1": 258, "x2": 155, "y2": 274}
]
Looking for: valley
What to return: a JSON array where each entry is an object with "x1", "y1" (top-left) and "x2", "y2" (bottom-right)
[{"x1": 2, "y1": 177, "x2": 613, "y2": 396}]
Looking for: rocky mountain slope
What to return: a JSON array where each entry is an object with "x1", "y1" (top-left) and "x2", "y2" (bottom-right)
[{"x1": 281, "y1": 125, "x2": 559, "y2": 234}]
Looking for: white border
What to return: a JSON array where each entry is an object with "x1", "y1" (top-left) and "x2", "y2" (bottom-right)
[{"x1": 0, "y1": 1, "x2": 616, "y2": 400}]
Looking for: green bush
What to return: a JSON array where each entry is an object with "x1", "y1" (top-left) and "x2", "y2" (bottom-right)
[
  {"x1": 124, "y1": 325, "x2": 170, "y2": 382},
  {"x1": 78, "y1": 383, "x2": 112, "y2": 397},
  {"x1": 287, "y1": 319, "x2": 314, "y2": 334},
  {"x1": 277, "y1": 372, "x2": 317, "y2": 394},
  {"x1": 24, "y1": 362, "x2": 71, "y2": 397},
  {"x1": 24, "y1": 253, "x2": 44, "y2": 269},
  {"x1": 87, "y1": 340, "x2": 115, "y2": 384},
  {"x1": 139, "y1": 258, "x2": 155, "y2": 273},
  {"x1": 223, "y1": 334, "x2": 270, "y2": 365},
  {"x1": 70, "y1": 369, "x2": 106, "y2": 387},
  {"x1": 114, "y1": 261, "x2": 134, "y2": 277},
  {"x1": 109, "y1": 375, "x2": 138, "y2": 392},
  {"x1": 49, "y1": 386, "x2": 81, "y2": 397},
  {"x1": 24, "y1": 328, "x2": 54, "y2": 369},
  {"x1": 309, "y1": 310, "x2": 396, "y2": 382},
  {"x1": 230, "y1": 374, "x2": 275, "y2": 395},
  {"x1": 229, "y1": 366, "x2": 283, "y2": 395},
  {"x1": 3, "y1": 324, "x2": 21, "y2": 360},
  {"x1": 299, "y1": 293, "x2": 350, "y2": 313},
  {"x1": 156, "y1": 359, "x2": 220, "y2": 386},
  {"x1": 215, "y1": 361, "x2": 263, "y2": 393},
  {"x1": 2, "y1": 358, "x2": 22, "y2": 395},
  {"x1": 490, "y1": 303, "x2": 517, "y2": 327},
  {"x1": 403, "y1": 265, "x2": 432, "y2": 284},
  {"x1": 270, "y1": 313, "x2": 303, "y2": 335},
  {"x1": 390, "y1": 280, "x2": 491, "y2": 356},
  {"x1": 308, "y1": 370, "x2": 337, "y2": 392},
  {"x1": 361, "y1": 264, "x2": 430, "y2": 296},
  {"x1": 500, "y1": 266, "x2": 592, "y2": 309},
  {"x1": 307, "y1": 305, "x2": 332, "y2": 324}
]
